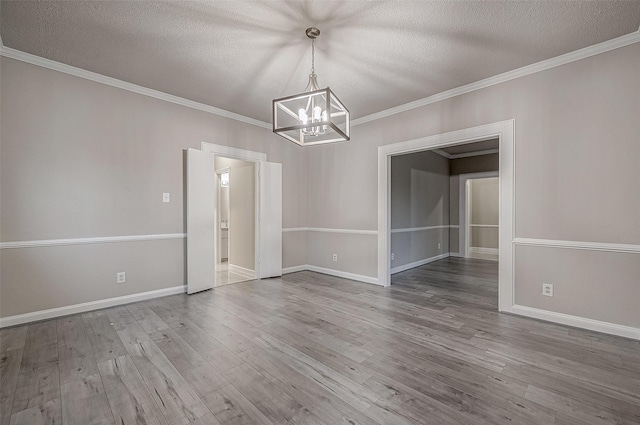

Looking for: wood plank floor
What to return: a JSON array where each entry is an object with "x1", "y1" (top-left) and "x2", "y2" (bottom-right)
[{"x1": 1, "y1": 258, "x2": 639, "y2": 425}]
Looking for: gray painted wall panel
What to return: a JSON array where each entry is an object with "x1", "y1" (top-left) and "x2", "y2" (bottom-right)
[{"x1": 515, "y1": 245, "x2": 640, "y2": 328}]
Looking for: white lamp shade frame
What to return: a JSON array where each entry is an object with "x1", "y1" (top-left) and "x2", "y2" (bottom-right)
[{"x1": 273, "y1": 87, "x2": 350, "y2": 146}]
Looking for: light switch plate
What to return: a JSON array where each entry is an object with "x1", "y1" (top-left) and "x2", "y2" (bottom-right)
[{"x1": 163, "y1": 193, "x2": 170, "y2": 203}]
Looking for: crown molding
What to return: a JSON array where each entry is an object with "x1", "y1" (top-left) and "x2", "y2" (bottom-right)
[
  {"x1": 0, "y1": 46, "x2": 271, "y2": 130},
  {"x1": 2, "y1": 28, "x2": 638, "y2": 130},
  {"x1": 352, "y1": 30, "x2": 640, "y2": 127}
]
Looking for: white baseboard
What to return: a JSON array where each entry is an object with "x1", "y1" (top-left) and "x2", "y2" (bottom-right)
[
  {"x1": 449, "y1": 252, "x2": 464, "y2": 258},
  {"x1": 391, "y1": 253, "x2": 450, "y2": 274},
  {"x1": 0, "y1": 285, "x2": 186, "y2": 328},
  {"x1": 228, "y1": 264, "x2": 256, "y2": 279},
  {"x1": 469, "y1": 247, "x2": 499, "y2": 255},
  {"x1": 505, "y1": 305, "x2": 640, "y2": 341},
  {"x1": 307, "y1": 265, "x2": 382, "y2": 286},
  {"x1": 281, "y1": 264, "x2": 381, "y2": 286},
  {"x1": 282, "y1": 265, "x2": 308, "y2": 274}
]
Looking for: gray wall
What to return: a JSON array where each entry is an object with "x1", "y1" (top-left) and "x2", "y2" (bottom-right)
[
  {"x1": 390, "y1": 151, "x2": 449, "y2": 271},
  {"x1": 450, "y1": 153, "x2": 499, "y2": 175},
  {"x1": 304, "y1": 42, "x2": 640, "y2": 328},
  {"x1": 0, "y1": 57, "x2": 307, "y2": 317}
]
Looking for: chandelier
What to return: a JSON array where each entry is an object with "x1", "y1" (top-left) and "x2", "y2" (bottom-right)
[{"x1": 272, "y1": 27, "x2": 350, "y2": 146}]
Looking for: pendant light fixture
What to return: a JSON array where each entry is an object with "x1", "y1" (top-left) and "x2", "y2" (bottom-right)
[{"x1": 272, "y1": 27, "x2": 350, "y2": 146}]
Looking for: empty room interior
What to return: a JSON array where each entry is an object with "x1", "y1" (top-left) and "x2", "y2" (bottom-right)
[{"x1": 1, "y1": 2, "x2": 639, "y2": 425}]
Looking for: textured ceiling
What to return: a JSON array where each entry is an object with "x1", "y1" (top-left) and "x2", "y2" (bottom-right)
[{"x1": 2, "y1": 1, "x2": 639, "y2": 123}]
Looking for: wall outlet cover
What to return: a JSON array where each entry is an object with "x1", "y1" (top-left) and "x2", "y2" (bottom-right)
[
  {"x1": 162, "y1": 192, "x2": 170, "y2": 203},
  {"x1": 117, "y1": 272, "x2": 126, "y2": 284},
  {"x1": 391, "y1": 253, "x2": 395, "y2": 260},
  {"x1": 542, "y1": 283, "x2": 553, "y2": 297},
  {"x1": 332, "y1": 254, "x2": 338, "y2": 262}
]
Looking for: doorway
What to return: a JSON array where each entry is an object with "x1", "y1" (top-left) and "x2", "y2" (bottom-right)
[
  {"x1": 215, "y1": 157, "x2": 256, "y2": 286},
  {"x1": 378, "y1": 120, "x2": 515, "y2": 312},
  {"x1": 186, "y1": 143, "x2": 282, "y2": 294},
  {"x1": 388, "y1": 144, "x2": 499, "y2": 275},
  {"x1": 465, "y1": 176, "x2": 499, "y2": 261}
]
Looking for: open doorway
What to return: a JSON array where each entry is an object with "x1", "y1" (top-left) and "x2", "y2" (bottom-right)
[
  {"x1": 465, "y1": 176, "x2": 499, "y2": 261},
  {"x1": 215, "y1": 157, "x2": 256, "y2": 286},
  {"x1": 388, "y1": 141, "x2": 499, "y2": 275},
  {"x1": 186, "y1": 143, "x2": 282, "y2": 295},
  {"x1": 378, "y1": 120, "x2": 514, "y2": 312}
]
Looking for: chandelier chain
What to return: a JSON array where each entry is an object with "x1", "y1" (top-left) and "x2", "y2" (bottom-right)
[{"x1": 311, "y1": 38, "x2": 315, "y2": 74}]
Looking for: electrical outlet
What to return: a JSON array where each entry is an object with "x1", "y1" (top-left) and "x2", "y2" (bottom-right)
[
  {"x1": 162, "y1": 192, "x2": 170, "y2": 203},
  {"x1": 332, "y1": 254, "x2": 338, "y2": 262},
  {"x1": 542, "y1": 283, "x2": 553, "y2": 297},
  {"x1": 438, "y1": 243, "x2": 441, "y2": 250},
  {"x1": 117, "y1": 272, "x2": 126, "y2": 284},
  {"x1": 391, "y1": 253, "x2": 395, "y2": 261}
]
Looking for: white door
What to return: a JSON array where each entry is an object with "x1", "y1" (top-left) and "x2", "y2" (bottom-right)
[
  {"x1": 186, "y1": 148, "x2": 216, "y2": 294},
  {"x1": 258, "y1": 161, "x2": 282, "y2": 278}
]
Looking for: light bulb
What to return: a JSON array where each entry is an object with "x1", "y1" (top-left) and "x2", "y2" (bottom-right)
[
  {"x1": 298, "y1": 109, "x2": 308, "y2": 125},
  {"x1": 313, "y1": 106, "x2": 322, "y2": 121}
]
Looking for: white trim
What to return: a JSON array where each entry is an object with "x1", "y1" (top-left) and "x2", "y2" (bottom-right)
[
  {"x1": 390, "y1": 225, "x2": 450, "y2": 234},
  {"x1": 279, "y1": 264, "x2": 381, "y2": 286},
  {"x1": 282, "y1": 227, "x2": 308, "y2": 233},
  {"x1": 0, "y1": 285, "x2": 186, "y2": 328},
  {"x1": 0, "y1": 233, "x2": 186, "y2": 249},
  {"x1": 378, "y1": 120, "x2": 515, "y2": 316},
  {"x1": 504, "y1": 305, "x2": 640, "y2": 341},
  {"x1": 353, "y1": 30, "x2": 640, "y2": 126},
  {"x1": 449, "y1": 149, "x2": 499, "y2": 159},
  {"x1": 282, "y1": 265, "x2": 308, "y2": 274},
  {"x1": 469, "y1": 247, "x2": 499, "y2": 255},
  {"x1": 469, "y1": 224, "x2": 499, "y2": 228},
  {"x1": 0, "y1": 47, "x2": 271, "y2": 130},
  {"x1": 228, "y1": 264, "x2": 257, "y2": 280},
  {"x1": 391, "y1": 253, "x2": 449, "y2": 274},
  {"x1": 282, "y1": 227, "x2": 378, "y2": 235},
  {"x1": 306, "y1": 265, "x2": 382, "y2": 286},
  {"x1": 432, "y1": 148, "x2": 499, "y2": 160},
  {"x1": 201, "y1": 142, "x2": 267, "y2": 162},
  {"x1": 2, "y1": 30, "x2": 638, "y2": 132},
  {"x1": 449, "y1": 252, "x2": 464, "y2": 258},
  {"x1": 513, "y1": 238, "x2": 640, "y2": 254}
]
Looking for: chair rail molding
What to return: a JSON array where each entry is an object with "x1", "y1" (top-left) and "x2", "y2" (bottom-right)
[{"x1": 0, "y1": 233, "x2": 186, "y2": 249}]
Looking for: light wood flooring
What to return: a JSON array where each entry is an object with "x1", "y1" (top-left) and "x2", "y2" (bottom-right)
[
  {"x1": 1, "y1": 258, "x2": 639, "y2": 425},
  {"x1": 215, "y1": 263, "x2": 254, "y2": 287}
]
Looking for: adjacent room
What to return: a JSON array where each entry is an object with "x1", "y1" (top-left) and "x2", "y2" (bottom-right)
[{"x1": 1, "y1": 2, "x2": 639, "y2": 425}]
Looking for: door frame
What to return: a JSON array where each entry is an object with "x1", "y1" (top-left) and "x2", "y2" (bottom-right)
[
  {"x1": 214, "y1": 167, "x2": 230, "y2": 264},
  {"x1": 377, "y1": 120, "x2": 515, "y2": 312},
  {"x1": 201, "y1": 142, "x2": 266, "y2": 278},
  {"x1": 460, "y1": 172, "x2": 499, "y2": 258}
]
